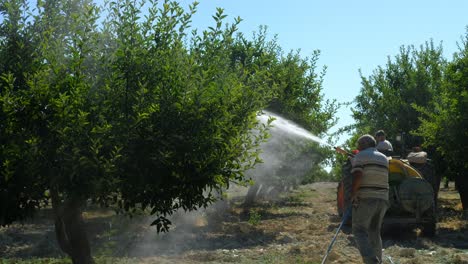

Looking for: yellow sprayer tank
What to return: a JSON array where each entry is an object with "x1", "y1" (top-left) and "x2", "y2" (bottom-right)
[{"x1": 388, "y1": 158, "x2": 422, "y2": 184}]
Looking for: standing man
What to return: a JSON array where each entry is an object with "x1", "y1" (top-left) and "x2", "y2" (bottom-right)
[
  {"x1": 407, "y1": 146, "x2": 440, "y2": 207},
  {"x1": 351, "y1": 135, "x2": 389, "y2": 264},
  {"x1": 375, "y1": 130, "x2": 393, "y2": 156}
]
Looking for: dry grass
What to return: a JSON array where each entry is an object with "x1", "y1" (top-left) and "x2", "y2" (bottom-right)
[{"x1": 1, "y1": 182, "x2": 466, "y2": 264}]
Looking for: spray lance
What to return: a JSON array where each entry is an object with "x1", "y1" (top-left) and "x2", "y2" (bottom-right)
[{"x1": 334, "y1": 146, "x2": 355, "y2": 158}]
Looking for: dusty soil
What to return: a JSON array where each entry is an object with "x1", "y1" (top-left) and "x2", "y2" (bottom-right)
[{"x1": 1, "y1": 182, "x2": 467, "y2": 264}]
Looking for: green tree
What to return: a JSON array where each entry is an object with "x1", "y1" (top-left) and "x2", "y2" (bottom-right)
[
  {"x1": 352, "y1": 41, "x2": 446, "y2": 154},
  {"x1": 104, "y1": 0, "x2": 274, "y2": 229},
  {"x1": 2, "y1": 0, "x2": 116, "y2": 262},
  {"x1": 0, "y1": 0, "x2": 275, "y2": 262},
  {"x1": 416, "y1": 28, "x2": 468, "y2": 215},
  {"x1": 0, "y1": 0, "x2": 41, "y2": 226}
]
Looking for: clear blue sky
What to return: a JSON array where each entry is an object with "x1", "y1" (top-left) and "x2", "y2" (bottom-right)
[
  {"x1": 12, "y1": 0, "x2": 468, "y2": 144},
  {"x1": 180, "y1": 0, "x2": 468, "y2": 145}
]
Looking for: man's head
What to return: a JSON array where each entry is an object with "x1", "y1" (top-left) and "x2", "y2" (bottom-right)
[
  {"x1": 357, "y1": 134, "x2": 376, "y2": 151},
  {"x1": 375, "y1": 130, "x2": 386, "y2": 142},
  {"x1": 412, "y1": 146, "x2": 422, "y2": 152}
]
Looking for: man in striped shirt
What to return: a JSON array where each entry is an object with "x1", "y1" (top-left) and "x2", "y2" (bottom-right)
[{"x1": 351, "y1": 134, "x2": 389, "y2": 264}]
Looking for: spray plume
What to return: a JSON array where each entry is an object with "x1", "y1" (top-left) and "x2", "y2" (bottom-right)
[{"x1": 123, "y1": 110, "x2": 332, "y2": 256}]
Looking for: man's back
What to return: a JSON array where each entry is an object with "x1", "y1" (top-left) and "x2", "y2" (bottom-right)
[
  {"x1": 352, "y1": 147, "x2": 389, "y2": 200},
  {"x1": 376, "y1": 140, "x2": 393, "y2": 153}
]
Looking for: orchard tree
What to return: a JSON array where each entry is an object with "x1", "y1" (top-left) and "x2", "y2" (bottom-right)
[
  {"x1": 352, "y1": 41, "x2": 446, "y2": 154},
  {"x1": 0, "y1": 0, "x2": 41, "y2": 226},
  {"x1": 2, "y1": 0, "x2": 119, "y2": 262},
  {"x1": 416, "y1": 28, "x2": 468, "y2": 216},
  {"x1": 0, "y1": 0, "x2": 276, "y2": 262},
  {"x1": 103, "y1": 0, "x2": 275, "y2": 229}
]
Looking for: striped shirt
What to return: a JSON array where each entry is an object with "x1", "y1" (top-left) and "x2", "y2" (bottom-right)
[{"x1": 351, "y1": 147, "x2": 389, "y2": 200}]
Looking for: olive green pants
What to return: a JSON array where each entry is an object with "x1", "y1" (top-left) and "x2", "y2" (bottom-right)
[{"x1": 352, "y1": 198, "x2": 389, "y2": 264}]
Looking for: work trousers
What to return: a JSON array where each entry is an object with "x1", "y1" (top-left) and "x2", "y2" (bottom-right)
[
  {"x1": 352, "y1": 198, "x2": 389, "y2": 264},
  {"x1": 342, "y1": 160, "x2": 353, "y2": 225}
]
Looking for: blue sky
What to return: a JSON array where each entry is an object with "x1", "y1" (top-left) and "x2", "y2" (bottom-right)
[
  {"x1": 8, "y1": 0, "x2": 467, "y2": 145},
  {"x1": 181, "y1": 0, "x2": 468, "y2": 145}
]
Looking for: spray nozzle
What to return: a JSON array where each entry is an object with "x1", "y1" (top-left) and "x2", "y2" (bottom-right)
[{"x1": 334, "y1": 146, "x2": 355, "y2": 157}]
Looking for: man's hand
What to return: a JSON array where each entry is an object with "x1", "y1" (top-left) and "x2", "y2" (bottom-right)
[
  {"x1": 351, "y1": 170, "x2": 363, "y2": 204},
  {"x1": 351, "y1": 194, "x2": 359, "y2": 207}
]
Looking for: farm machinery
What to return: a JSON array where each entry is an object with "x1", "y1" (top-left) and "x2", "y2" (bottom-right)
[{"x1": 336, "y1": 148, "x2": 438, "y2": 237}]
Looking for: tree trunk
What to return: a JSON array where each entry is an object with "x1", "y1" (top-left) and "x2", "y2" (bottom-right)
[
  {"x1": 444, "y1": 177, "x2": 449, "y2": 189},
  {"x1": 244, "y1": 183, "x2": 261, "y2": 206},
  {"x1": 455, "y1": 173, "x2": 468, "y2": 220},
  {"x1": 51, "y1": 191, "x2": 93, "y2": 264}
]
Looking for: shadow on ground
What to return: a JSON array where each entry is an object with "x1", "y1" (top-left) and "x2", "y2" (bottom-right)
[{"x1": 0, "y1": 194, "x2": 305, "y2": 258}]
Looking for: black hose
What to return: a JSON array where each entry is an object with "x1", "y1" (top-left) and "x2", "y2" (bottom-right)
[{"x1": 321, "y1": 206, "x2": 352, "y2": 264}]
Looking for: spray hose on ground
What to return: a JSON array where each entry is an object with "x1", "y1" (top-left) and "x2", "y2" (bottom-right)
[{"x1": 321, "y1": 206, "x2": 352, "y2": 264}]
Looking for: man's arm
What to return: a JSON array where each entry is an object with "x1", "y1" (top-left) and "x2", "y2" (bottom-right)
[{"x1": 351, "y1": 170, "x2": 363, "y2": 201}]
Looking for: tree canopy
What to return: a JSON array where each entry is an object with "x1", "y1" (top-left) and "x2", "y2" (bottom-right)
[
  {"x1": 352, "y1": 41, "x2": 446, "y2": 147},
  {"x1": 0, "y1": 0, "x2": 338, "y2": 262},
  {"x1": 415, "y1": 29, "x2": 468, "y2": 211}
]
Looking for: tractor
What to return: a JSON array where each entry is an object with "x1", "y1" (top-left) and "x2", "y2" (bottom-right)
[{"x1": 337, "y1": 153, "x2": 437, "y2": 237}]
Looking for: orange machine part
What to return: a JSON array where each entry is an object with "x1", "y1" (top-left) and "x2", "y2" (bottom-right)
[{"x1": 337, "y1": 181, "x2": 344, "y2": 215}]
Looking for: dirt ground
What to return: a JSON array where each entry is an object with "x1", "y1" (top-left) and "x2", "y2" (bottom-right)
[{"x1": 1, "y1": 182, "x2": 467, "y2": 264}]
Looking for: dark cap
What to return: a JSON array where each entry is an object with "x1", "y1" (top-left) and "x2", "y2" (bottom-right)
[{"x1": 375, "y1": 130, "x2": 385, "y2": 137}]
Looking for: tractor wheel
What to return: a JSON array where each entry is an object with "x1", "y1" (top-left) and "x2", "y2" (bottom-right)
[
  {"x1": 421, "y1": 221, "x2": 436, "y2": 237},
  {"x1": 421, "y1": 205, "x2": 437, "y2": 237}
]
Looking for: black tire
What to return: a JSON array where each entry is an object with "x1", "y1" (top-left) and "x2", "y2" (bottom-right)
[
  {"x1": 421, "y1": 204, "x2": 437, "y2": 237},
  {"x1": 421, "y1": 221, "x2": 436, "y2": 237}
]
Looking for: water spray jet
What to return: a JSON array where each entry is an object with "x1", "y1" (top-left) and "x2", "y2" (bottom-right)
[
  {"x1": 260, "y1": 111, "x2": 353, "y2": 157},
  {"x1": 259, "y1": 111, "x2": 332, "y2": 147}
]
